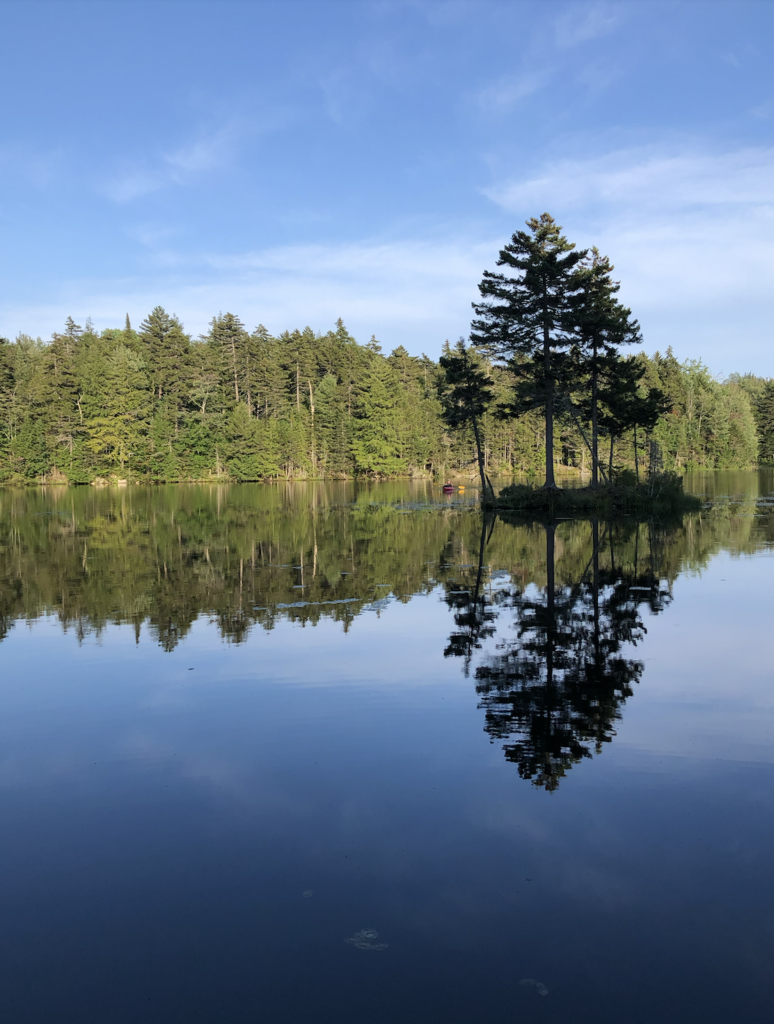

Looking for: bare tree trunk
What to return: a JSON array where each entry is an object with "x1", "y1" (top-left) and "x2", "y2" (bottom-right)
[
  {"x1": 542, "y1": 279, "x2": 557, "y2": 490},
  {"x1": 591, "y1": 359, "x2": 599, "y2": 487},
  {"x1": 230, "y1": 340, "x2": 239, "y2": 403},
  {"x1": 308, "y1": 380, "x2": 315, "y2": 471},
  {"x1": 471, "y1": 417, "x2": 492, "y2": 502},
  {"x1": 634, "y1": 424, "x2": 639, "y2": 482}
]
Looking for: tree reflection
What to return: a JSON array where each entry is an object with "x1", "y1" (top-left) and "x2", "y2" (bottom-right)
[
  {"x1": 445, "y1": 518, "x2": 672, "y2": 790},
  {"x1": 0, "y1": 482, "x2": 763, "y2": 651}
]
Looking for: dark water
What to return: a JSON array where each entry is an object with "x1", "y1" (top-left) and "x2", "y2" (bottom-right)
[{"x1": 1, "y1": 474, "x2": 773, "y2": 1023}]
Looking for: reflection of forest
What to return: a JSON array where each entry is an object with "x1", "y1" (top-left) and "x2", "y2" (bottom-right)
[{"x1": 0, "y1": 480, "x2": 771, "y2": 654}]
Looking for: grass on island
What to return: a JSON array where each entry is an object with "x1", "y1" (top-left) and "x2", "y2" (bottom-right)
[{"x1": 485, "y1": 470, "x2": 703, "y2": 518}]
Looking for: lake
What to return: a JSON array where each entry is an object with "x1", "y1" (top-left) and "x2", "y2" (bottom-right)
[{"x1": 0, "y1": 472, "x2": 772, "y2": 1023}]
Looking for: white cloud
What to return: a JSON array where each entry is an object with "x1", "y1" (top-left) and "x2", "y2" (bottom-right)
[
  {"x1": 103, "y1": 168, "x2": 164, "y2": 203},
  {"x1": 7, "y1": 144, "x2": 774, "y2": 374},
  {"x1": 0, "y1": 237, "x2": 496, "y2": 355},
  {"x1": 484, "y1": 146, "x2": 774, "y2": 211},
  {"x1": 163, "y1": 124, "x2": 240, "y2": 178},
  {"x1": 483, "y1": 145, "x2": 774, "y2": 372},
  {"x1": 554, "y1": 2, "x2": 622, "y2": 49},
  {"x1": 474, "y1": 68, "x2": 552, "y2": 114},
  {"x1": 0, "y1": 142, "x2": 67, "y2": 190},
  {"x1": 102, "y1": 121, "x2": 247, "y2": 204}
]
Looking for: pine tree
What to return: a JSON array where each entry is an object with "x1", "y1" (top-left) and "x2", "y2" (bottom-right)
[
  {"x1": 471, "y1": 213, "x2": 586, "y2": 489},
  {"x1": 139, "y1": 306, "x2": 191, "y2": 411},
  {"x1": 208, "y1": 313, "x2": 249, "y2": 409},
  {"x1": 598, "y1": 356, "x2": 666, "y2": 480},
  {"x1": 316, "y1": 373, "x2": 351, "y2": 475},
  {"x1": 43, "y1": 327, "x2": 84, "y2": 478},
  {"x1": 756, "y1": 381, "x2": 774, "y2": 463},
  {"x1": 570, "y1": 249, "x2": 641, "y2": 485},
  {"x1": 439, "y1": 339, "x2": 494, "y2": 498},
  {"x1": 351, "y1": 357, "x2": 404, "y2": 476},
  {"x1": 85, "y1": 345, "x2": 151, "y2": 473},
  {"x1": 0, "y1": 339, "x2": 14, "y2": 473},
  {"x1": 248, "y1": 325, "x2": 288, "y2": 418}
]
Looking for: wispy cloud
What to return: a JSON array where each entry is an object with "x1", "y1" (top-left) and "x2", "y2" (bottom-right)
[
  {"x1": 0, "y1": 237, "x2": 497, "y2": 353},
  {"x1": 103, "y1": 168, "x2": 164, "y2": 204},
  {"x1": 484, "y1": 146, "x2": 774, "y2": 212},
  {"x1": 0, "y1": 142, "x2": 67, "y2": 190},
  {"x1": 102, "y1": 121, "x2": 250, "y2": 204},
  {"x1": 474, "y1": 68, "x2": 552, "y2": 114},
  {"x1": 482, "y1": 144, "x2": 774, "y2": 371},
  {"x1": 471, "y1": 1, "x2": 624, "y2": 116},
  {"x1": 554, "y1": 2, "x2": 622, "y2": 49}
]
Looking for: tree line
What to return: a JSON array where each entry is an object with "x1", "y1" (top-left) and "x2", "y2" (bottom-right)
[{"x1": 0, "y1": 229, "x2": 769, "y2": 484}]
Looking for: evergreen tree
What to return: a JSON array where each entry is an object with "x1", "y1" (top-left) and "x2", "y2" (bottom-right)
[
  {"x1": 570, "y1": 249, "x2": 641, "y2": 485},
  {"x1": 439, "y1": 339, "x2": 494, "y2": 498},
  {"x1": 471, "y1": 213, "x2": 586, "y2": 489},
  {"x1": 598, "y1": 356, "x2": 666, "y2": 480},
  {"x1": 208, "y1": 313, "x2": 249, "y2": 409},
  {"x1": 757, "y1": 381, "x2": 774, "y2": 463},
  {"x1": 351, "y1": 356, "x2": 404, "y2": 475},
  {"x1": 249, "y1": 325, "x2": 288, "y2": 418},
  {"x1": 85, "y1": 345, "x2": 151, "y2": 473},
  {"x1": 139, "y1": 306, "x2": 191, "y2": 409}
]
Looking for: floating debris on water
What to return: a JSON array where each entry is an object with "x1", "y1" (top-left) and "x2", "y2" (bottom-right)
[
  {"x1": 275, "y1": 598, "x2": 360, "y2": 609},
  {"x1": 519, "y1": 978, "x2": 548, "y2": 997},
  {"x1": 345, "y1": 928, "x2": 388, "y2": 951},
  {"x1": 302, "y1": 890, "x2": 313, "y2": 898}
]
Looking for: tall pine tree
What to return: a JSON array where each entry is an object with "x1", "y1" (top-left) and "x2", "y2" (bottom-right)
[{"x1": 471, "y1": 214, "x2": 586, "y2": 489}]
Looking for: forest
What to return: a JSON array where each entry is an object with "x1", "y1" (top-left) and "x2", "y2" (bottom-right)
[{"x1": 0, "y1": 216, "x2": 771, "y2": 485}]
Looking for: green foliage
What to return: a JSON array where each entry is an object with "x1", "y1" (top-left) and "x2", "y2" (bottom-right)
[
  {"x1": 351, "y1": 356, "x2": 405, "y2": 475},
  {"x1": 0, "y1": 300, "x2": 765, "y2": 483},
  {"x1": 755, "y1": 380, "x2": 774, "y2": 463},
  {"x1": 0, "y1": 481, "x2": 763, "y2": 666},
  {"x1": 472, "y1": 213, "x2": 586, "y2": 487},
  {"x1": 492, "y1": 472, "x2": 701, "y2": 519}
]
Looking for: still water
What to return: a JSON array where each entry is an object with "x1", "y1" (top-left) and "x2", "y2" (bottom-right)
[{"x1": 0, "y1": 474, "x2": 773, "y2": 1022}]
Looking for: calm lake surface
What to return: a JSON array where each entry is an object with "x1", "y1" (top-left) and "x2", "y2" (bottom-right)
[{"x1": 1, "y1": 472, "x2": 773, "y2": 1023}]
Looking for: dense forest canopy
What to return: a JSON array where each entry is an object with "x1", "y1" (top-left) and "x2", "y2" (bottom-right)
[{"x1": 0, "y1": 263, "x2": 769, "y2": 484}]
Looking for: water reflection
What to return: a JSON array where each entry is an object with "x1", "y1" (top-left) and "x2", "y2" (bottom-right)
[
  {"x1": 0, "y1": 476, "x2": 771, "y2": 655},
  {"x1": 445, "y1": 518, "x2": 673, "y2": 789}
]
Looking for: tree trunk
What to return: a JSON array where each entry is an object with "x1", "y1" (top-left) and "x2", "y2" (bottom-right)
[
  {"x1": 609, "y1": 434, "x2": 614, "y2": 482},
  {"x1": 591, "y1": 357, "x2": 599, "y2": 488},
  {"x1": 634, "y1": 423, "x2": 639, "y2": 482},
  {"x1": 308, "y1": 380, "x2": 316, "y2": 471},
  {"x1": 471, "y1": 416, "x2": 491, "y2": 502},
  {"x1": 230, "y1": 340, "x2": 239, "y2": 403},
  {"x1": 543, "y1": 313, "x2": 557, "y2": 489}
]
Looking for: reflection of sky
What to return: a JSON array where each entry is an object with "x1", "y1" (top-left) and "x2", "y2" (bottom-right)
[
  {"x1": 1, "y1": 536, "x2": 773, "y2": 1021},
  {"x1": 616, "y1": 549, "x2": 774, "y2": 763}
]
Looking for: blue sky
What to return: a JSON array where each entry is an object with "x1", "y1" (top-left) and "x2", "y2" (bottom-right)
[{"x1": 1, "y1": 0, "x2": 772, "y2": 372}]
